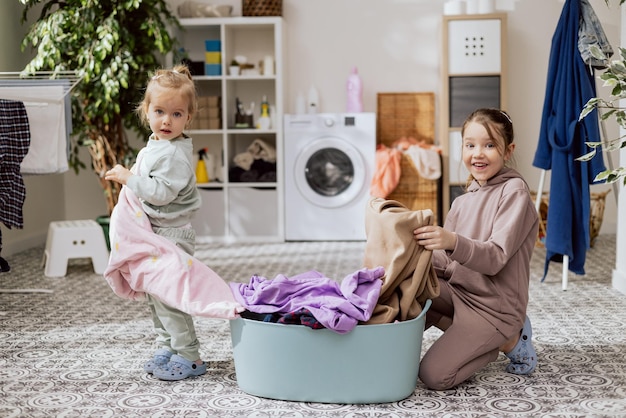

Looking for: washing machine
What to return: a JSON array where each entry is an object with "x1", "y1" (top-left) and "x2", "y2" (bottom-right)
[{"x1": 284, "y1": 113, "x2": 376, "y2": 241}]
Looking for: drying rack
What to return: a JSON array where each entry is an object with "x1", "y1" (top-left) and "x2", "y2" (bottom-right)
[
  {"x1": 0, "y1": 71, "x2": 83, "y2": 103},
  {"x1": 0, "y1": 71, "x2": 83, "y2": 175}
]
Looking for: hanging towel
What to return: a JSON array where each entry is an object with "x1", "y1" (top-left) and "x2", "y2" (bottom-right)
[
  {"x1": 363, "y1": 197, "x2": 440, "y2": 324},
  {"x1": 0, "y1": 84, "x2": 69, "y2": 174},
  {"x1": 0, "y1": 99, "x2": 30, "y2": 231}
]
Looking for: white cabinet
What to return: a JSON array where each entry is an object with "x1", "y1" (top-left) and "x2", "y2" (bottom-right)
[{"x1": 175, "y1": 17, "x2": 284, "y2": 242}]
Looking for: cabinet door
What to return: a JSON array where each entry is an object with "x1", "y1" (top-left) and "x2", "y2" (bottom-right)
[
  {"x1": 192, "y1": 188, "x2": 226, "y2": 237},
  {"x1": 228, "y1": 188, "x2": 278, "y2": 237}
]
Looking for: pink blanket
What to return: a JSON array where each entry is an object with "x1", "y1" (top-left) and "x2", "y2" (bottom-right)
[{"x1": 103, "y1": 186, "x2": 244, "y2": 319}]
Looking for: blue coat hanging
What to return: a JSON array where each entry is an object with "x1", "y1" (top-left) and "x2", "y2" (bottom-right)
[{"x1": 533, "y1": 0, "x2": 606, "y2": 279}]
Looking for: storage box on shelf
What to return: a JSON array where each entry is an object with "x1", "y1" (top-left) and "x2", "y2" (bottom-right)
[{"x1": 174, "y1": 17, "x2": 284, "y2": 242}]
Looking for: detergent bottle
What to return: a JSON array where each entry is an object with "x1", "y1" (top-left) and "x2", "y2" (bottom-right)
[
  {"x1": 257, "y1": 95, "x2": 271, "y2": 130},
  {"x1": 346, "y1": 66, "x2": 363, "y2": 112},
  {"x1": 196, "y1": 148, "x2": 210, "y2": 183}
]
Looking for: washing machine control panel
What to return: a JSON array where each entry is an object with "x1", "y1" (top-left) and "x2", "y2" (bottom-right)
[{"x1": 324, "y1": 116, "x2": 356, "y2": 127}]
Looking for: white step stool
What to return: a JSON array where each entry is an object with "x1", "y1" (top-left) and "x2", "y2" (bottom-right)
[{"x1": 43, "y1": 220, "x2": 110, "y2": 277}]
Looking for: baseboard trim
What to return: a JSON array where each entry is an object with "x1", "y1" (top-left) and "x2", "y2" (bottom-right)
[{"x1": 3, "y1": 233, "x2": 46, "y2": 257}]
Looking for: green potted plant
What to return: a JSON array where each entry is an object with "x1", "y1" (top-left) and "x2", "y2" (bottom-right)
[
  {"x1": 229, "y1": 59, "x2": 240, "y2": 76},
  {"x1": 18, "y1": 0, "x2": 180, "y2": 216},
  {"x1": 578, "y1": 0, "x2": 626, "y2": 185}
]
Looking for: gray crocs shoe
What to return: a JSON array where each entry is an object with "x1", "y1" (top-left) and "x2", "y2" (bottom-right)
[
  {"x1": 153, "y1": 354, "x2": 207, "y2": 381},
  {"x1": 505, "y1": 316, "x2": 537, "y2": 375},
  {"x1": 143, "y1": 348, "x2": 173, "y2": 374}
]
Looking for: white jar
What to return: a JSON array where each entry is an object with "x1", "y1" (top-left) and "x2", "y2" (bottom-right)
[{"x1": 263, "y1": 55, "x2": 274, "y2": 76}]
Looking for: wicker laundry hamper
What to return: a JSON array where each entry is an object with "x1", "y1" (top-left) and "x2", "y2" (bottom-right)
[
  {"x1": 531, "y1": 189, "x2": 610, "y2": 248},
  {"x1": 242, "y1": 0, "x2": 282, "y2": 16},
  {"x1": 376, "y1": 92, "x2": 441, "y2": 225}
]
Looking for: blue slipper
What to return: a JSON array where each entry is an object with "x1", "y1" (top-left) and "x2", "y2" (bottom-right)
[
  {"x1": 153, "y1": 354, "x2": 207, "y2": 381},
  {"x1": 505, "y1": 316, "x2": 537, "y2": 375},
  {"x1": 143, "y1": 348, "x2": 173, "y2": 374}
]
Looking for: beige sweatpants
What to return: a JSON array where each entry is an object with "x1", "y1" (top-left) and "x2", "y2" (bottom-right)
[{"x1": 418, "y1": 279, "x2": 509, "y2": 390}]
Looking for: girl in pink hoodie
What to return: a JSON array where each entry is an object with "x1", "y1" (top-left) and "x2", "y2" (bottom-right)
[{"x1": 414, "y1": 108, "x2": 539, "y2": 390}]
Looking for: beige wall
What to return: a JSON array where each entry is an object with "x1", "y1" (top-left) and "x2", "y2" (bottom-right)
[
  {"x1": 1, "y1": 0, "x2": 621, "y2": 255},
  {"x1": 278, "y1": 0, "x2": 619, "y2": 235}
]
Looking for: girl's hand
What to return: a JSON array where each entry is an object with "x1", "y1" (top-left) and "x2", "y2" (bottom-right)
[
  {"x1": 414, "y1": 225, "x2": 457, "y2": 251},
  {"x1": 104, "y1": 164, "x2": 132, "y2": 185}
]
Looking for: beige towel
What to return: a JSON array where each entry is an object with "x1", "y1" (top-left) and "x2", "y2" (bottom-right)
[
  {"x1": 363, "y1": 197, "x2": 440, "y2": 324},
  {"x1": 247, "y1": 138, "x2": 276, "y2": 162}
]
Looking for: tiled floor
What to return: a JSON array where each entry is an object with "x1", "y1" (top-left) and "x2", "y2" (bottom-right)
[{"x1": 1, "y1": 235, "x2": 625, "y2": 417}]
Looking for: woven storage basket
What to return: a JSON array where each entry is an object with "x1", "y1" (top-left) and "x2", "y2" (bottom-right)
[
  {"x1": 377, "y1": 93, "x2": 435, "y2": 145},
  {"x1": 242, "y1": 0, "x2": 282, "y2": 16},
  {"x1": 531, "y1": 189, "x2": 610, "y2": 248},
  {"x1": 377, "y1": 93, "x2": 440, "y2": 224}
]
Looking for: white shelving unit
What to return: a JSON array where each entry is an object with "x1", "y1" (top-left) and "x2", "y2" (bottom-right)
[
  {"x1": 175, "y1": 17, "x2": 284, "y2": 242},
  {"x1": 439, "y1": 13, "x2": 507, "y2": 217}
]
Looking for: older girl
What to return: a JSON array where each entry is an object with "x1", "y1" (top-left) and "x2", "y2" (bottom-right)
[{"x1": 414, "y1": 108, "x2": 539, "y2": 390}]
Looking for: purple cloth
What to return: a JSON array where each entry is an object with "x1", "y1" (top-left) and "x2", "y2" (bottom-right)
[{"x1": 230, "y1": 267, "x2": 384, "y2": 334}]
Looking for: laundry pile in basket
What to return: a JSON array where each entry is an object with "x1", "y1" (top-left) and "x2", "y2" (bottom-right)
[
  {"x1": 231, "y1": 197, "x2": 440, "y2": 333},
  {"x1": 370, "y1": 137, "x2": 441, "y2": 200}
]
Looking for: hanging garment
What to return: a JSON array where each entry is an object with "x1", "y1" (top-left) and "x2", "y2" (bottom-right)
[
  {"x1": 363, "y1": 197, "x2": 440, "y2": 324},
  {"x1": 533, "y1": 0, "x2": 606, "y2": 278},
  {"x1": 0, "y1": 99, "x2": 30, "y2": 233},
  {"x1": 578, "y1": 0, "x2": 613, "y2": 69},
  {"x1": 104, "y1": 185, "x2": 244, "y2": 319}
]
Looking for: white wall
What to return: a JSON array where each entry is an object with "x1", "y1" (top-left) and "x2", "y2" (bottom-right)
[
  {"x1": 612, "y1": 4, "x2": 626, "y2": 295},
  {"x1": 2, "y1": 0, "x2": 622, "y2": 256}
]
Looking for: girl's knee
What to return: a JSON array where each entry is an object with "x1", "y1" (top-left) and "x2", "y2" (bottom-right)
[{"x1": 419, "y1": 360, "x2": 456, "y2": 391}]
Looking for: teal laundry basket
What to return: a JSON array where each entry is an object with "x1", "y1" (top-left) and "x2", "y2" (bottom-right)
[{"x1": 229, "y1": 299, "x2": 431, "y2": 404}]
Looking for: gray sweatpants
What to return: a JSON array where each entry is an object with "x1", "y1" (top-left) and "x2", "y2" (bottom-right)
[{"x1": 146, "y1": 225, "x2": 201, "y2": 362}]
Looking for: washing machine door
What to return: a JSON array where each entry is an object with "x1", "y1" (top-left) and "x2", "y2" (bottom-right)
[{"x1": 294, "y1": 136, "x2": 366, "y2": 208}]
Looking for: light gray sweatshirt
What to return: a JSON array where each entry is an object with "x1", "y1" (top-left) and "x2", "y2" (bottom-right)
[
  {"x1": 126, "y1": 134, "x2": 201, "y2": 228},
  {"x1": 433, "y1": 167, "x2": 539, "y2": 338}
]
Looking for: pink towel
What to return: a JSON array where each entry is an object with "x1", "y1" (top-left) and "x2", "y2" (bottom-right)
[{"x1": 104, "y1": 186, "x2": 244, "y2": 319}]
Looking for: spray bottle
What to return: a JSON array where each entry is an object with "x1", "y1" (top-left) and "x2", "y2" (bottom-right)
[
  {"x1": 196, "y1": 148, "x2": 210, "y2": 183},
  {"x1": 346, "y1": 66, "x2": 363, "y2": 113}
]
